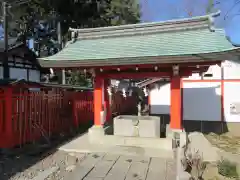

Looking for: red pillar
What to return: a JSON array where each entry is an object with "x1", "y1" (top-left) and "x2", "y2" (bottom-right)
[
  {"x1": 170, "y1": 76, "x2": 182, "y2": 130},
  {"x1": 94, "y1": 76, "x2": 103, "y2": 126},
  {"x1": 104, "y1": 79, "x2": 111, "y2": 122}
]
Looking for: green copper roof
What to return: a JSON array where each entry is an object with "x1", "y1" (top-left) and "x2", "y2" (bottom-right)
[{"x1": 38, "y1": 12, "x2": 240, "y2": 68}]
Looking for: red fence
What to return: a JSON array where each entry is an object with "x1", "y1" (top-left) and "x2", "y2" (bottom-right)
[
  {"x1": 0, "y1": 85, "x2": 137, "y2": 148},
  {"x1": 0, "y1": 87, "x2": 94, "y2": 148}
]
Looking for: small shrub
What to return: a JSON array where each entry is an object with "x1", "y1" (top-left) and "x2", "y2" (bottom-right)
[
  {"x1": 217, "y1": 159, "x2": 239, "y2": 179},
  {"x1": 181, "y1": 148, "x2": 207, "y2": 180}
]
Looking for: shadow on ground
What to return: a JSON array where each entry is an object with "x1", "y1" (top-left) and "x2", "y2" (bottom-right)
[{"x1": 0, "y1": 122, "x2": 93, "y2": 180}]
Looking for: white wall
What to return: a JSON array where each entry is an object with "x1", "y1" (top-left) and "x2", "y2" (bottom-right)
[
  {"x1": 150, "y1": 83, "x2": 170, "y2": 114},
  {"x1": 149, "y1": 60, "x2": 240, "y2": 123},
  {"x1": 223, "y1": 60, "x2": 240, "y2": 79},
  {"x1": 224, "y1": 82, "x2": 240, "y2": 122}
]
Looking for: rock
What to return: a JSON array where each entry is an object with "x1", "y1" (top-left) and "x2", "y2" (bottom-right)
[
  {"x1": 65, "y1": 155, "x2": 78, "y2": 166},
  {"x1": 65, "y1": 165, "x2": 76, "y2": 172},
  {"x1": 188, "y1": 132, "x2": 218, "y2": 162},
  {"x1": 179, "y1": 171, "x2": 191, "y2": 180}
]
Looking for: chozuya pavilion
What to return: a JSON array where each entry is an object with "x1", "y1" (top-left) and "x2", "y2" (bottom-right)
[{"x1": 38, "y1": 11, "x2": 240, "y2": 149}]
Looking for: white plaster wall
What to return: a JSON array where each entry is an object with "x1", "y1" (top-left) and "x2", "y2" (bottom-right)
[
  {"x1": 183, "y1": 82, "x2": 221, "y2": 121},
  {"x1": 183, "y1": 73, "x2": 201, "y2": 80},
  {"x1": 182, "y1": 60, "x2": 240, "y2": 80},
  {"x1": 150, "y1": 83, "x2": 170, "y2": 114},
  {"x1": 203, "y1": 64, "x2": 221, "y2": 80},
  {"x1": 223, "y1": 60, "x2": 240, "y2": 79},
  {"x1": 149, "y1": 60, "x2": 240, "y2": 122},
  {"x1": 223, "y1": 82, "x2": 240, "y2": 122}
]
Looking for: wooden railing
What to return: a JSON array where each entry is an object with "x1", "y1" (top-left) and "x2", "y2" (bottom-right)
[{"x1": 0, "y1": 86, "x2": 137, "y2": 148}]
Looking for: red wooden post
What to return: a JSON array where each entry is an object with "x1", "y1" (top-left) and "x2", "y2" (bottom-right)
[
  {"x1": 104, "y1": 79, "x2": 111, "y2": 122},
  {"x1": 94, "y1": 76, "x2": 103, "y2": 126},
  {"x1": 170, "y1": 75, "x2": 182, "y2": 130},
  {"x1": 4, "y1": 87, "x2": 13, "y2": 147}
]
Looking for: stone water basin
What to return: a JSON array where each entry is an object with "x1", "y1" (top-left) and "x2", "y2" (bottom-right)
[{"x1": 113, "y1": 115, "x2": 161, "y2": 138}]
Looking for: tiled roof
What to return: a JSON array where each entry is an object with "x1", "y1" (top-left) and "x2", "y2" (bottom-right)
[
  {"x1": 0, "y1": 38, "x2": 23, "y2": 52},
  {"x1": 38, "y1": 11, "x2": 240, "y2": 68}
]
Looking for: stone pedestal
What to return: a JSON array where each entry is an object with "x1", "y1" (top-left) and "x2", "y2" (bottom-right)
[
  {"x1": 88, "y1": 125, "x2": 105, "y2": 144},
  {"x1": 166, "y1": 124, "x2": 187, "y2": 149},
  {"x1": 113, "y1": 115, "x2": 161, "y2": 138}
]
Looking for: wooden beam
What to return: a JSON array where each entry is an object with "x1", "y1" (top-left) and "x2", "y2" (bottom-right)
[
  {"x1": 49, "y1": 61, "x2": 221, "y2": 71},
  {"x1": 100, "y1": 72, "x2": 171, "y2": 79}
]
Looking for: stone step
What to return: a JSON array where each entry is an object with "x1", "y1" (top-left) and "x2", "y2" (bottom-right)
[{"x1": 95, "y1": 135, "x2": 173, "y2": 150}]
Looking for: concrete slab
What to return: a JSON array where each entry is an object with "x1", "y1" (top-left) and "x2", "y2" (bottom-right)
[
  {"x1": 87, "y1": 125, "x2": 173, "y2": 150},
  {"x1": 104, "y1": 157, "x2": 132, "y2": 180},
  {"x1": 146, "y1": 158, "x2": 167, "y2": 180},
  {"x1": 83, "y1": 178, "x2": 103, "y2": 180},
  {"x1": 87, "y1": 160, "x2": 116, "y2": 178},
  {"x1": 63, "y1": 152, "x2": 176, "y2": 180},
  {"x1": 68, "y1": 153, "x2": 105, "y2": 180},
  {"x1": 58, "y1": 133, "x2": 174, "y2": 159},
  {"x1": 166, "y1": 159, "x2": 177, "y2": 180},
  {"x1": 125, "y1": 161, "x2": 149, "y2": 180},
  {"x1": 103, "y1": 154, "x2": 120, "y2": 161},
  {"x1": 118, "y1": 155, "x2": 150, "y2": 163}
]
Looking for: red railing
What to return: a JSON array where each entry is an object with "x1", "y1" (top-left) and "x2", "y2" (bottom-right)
[
  {"x1": 0, "y1": 86, "x2": 94, "y2": 148},
  {"x1": 0, "y1": 86, "x2": 137, "y2": 148}
]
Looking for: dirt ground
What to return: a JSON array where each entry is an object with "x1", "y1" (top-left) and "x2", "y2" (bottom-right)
[
  {"x1": 204, "y1": 133, "x2": 240, "y2": 180},
  {"x1": 0, "y1": 150, "x2": 83, "y2": 180},
  {"x1": 205, "y1": 133, "x2": 240, "y2": 154},
  {"x1": 0, "y1": 125, "x2": 92, "y2": 180}
]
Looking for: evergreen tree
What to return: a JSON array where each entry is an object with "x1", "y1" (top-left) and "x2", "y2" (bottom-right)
[{"x1": 7, "y1": 0, "x2": 140, "y2": 85}]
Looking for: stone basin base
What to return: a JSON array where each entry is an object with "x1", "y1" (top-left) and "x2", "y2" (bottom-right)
[{"x1": 113, "y1": 115, "x2": 160, "y2": 138}]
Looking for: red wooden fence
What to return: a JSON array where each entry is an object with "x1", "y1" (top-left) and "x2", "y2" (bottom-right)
[{"x1": 0, "y1": 85, "x2": 137, "y2": 148}]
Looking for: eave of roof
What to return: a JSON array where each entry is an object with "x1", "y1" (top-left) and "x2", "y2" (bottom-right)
[{"x1": 0, "y1": 38, "x2": 24, "y2": 52}]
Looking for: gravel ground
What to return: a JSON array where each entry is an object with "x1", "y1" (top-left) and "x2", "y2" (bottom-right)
[
  {"x1": 0, "y1": 126, "x2": 91, "y2": 180},
  {"x1": 0, "y1": 147, "x2": 86, "y2": 180}
]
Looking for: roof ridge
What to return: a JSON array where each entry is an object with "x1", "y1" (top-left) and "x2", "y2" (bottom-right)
[{"x1": 69, "y1": 11, "x2": 220, "y2": 41}]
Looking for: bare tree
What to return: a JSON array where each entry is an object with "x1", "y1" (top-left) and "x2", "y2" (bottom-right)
[
  {"x1": 224, "y1": 0, "x2": 240, "y2": 20},
  {"x1": 181, "y1": 0, "x2": 210, "y2": 17}
]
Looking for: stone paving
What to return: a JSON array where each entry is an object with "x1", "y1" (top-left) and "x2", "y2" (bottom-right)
[{"x1": 66, "y1": 152, "x2": 176, "y2": 180}]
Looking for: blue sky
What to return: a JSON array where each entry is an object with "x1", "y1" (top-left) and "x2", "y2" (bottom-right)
[
  {"x1": 141, "y1": 0, "x2": 240, "y2": 44},
  {"x1": 1, "y1": 1, "x2": 239, "y2": 44}
]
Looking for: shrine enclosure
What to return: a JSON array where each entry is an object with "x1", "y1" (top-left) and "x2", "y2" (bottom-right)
[{"x1": 38, "y1": 11, "x2": 240, "y2": 133}]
